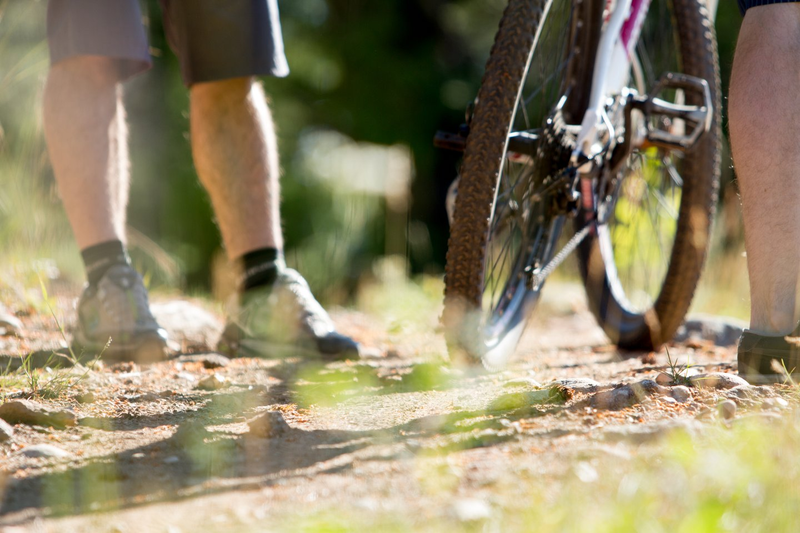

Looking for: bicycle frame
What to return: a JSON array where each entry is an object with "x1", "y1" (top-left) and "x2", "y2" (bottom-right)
[
  {"x1": 529, "y1": 0, "x2": 714, "y2": 286},
  {"x1": 573, "y1": 0, "x2": 649, "y2": 162}
]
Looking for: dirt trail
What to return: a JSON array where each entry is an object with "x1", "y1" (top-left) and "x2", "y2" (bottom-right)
[{"x1": 0, "y1": 290, "x2": 793, "y2": 532}]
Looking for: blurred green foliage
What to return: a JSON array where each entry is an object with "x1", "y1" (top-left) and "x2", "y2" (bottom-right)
[{"x1": 0, "y1": 0, "x2": 745, "y2": 304}]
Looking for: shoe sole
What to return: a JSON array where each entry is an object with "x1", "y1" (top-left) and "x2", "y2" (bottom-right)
[
  {"x1": 738, "y1": 350, "x2": 800, "y2": 385},
  {"x1": 219, "y1": 336, "x2": 358, "y2": 361}
]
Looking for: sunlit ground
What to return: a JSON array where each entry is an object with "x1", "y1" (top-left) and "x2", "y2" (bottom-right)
[{"x1": 0, "y1": 3, "x2": 782, "y2": 532}]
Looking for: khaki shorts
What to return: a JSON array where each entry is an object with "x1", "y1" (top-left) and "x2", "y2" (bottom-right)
[{"x1": 47, "y1": 0, "x2": 289, "y2": 85}]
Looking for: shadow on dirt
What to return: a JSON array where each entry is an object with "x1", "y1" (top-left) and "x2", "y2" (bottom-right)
[{"x1": 0, "y1": 357, "x2": 546, "y2": 523}]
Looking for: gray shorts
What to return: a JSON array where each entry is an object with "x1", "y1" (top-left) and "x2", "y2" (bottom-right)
[{"x1": 47, "y1": 0, "x2": 289, "y2": 85}]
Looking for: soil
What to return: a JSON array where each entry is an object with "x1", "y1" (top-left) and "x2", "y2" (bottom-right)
[{"x1": 0, "y1": 289, "x2": 795, "y2": 532}]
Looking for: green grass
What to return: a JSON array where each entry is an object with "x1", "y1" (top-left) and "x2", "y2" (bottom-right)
[{"x1": 259, "y1": 410, "x2": 800, "y2": 533}]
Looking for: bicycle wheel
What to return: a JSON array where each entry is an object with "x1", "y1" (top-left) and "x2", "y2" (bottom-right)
[
  {"x1": 443, "y1": 0, "x2": 601, "y2": 368},
  {"x1": 576, "y1": 0, "x2": 721, "y2": 350}
]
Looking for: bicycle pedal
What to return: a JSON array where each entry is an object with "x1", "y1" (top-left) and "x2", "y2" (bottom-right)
[{"x1": 630, "y1": 72, "x2": 713, "y2": 151}]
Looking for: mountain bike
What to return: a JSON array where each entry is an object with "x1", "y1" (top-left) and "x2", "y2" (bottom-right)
[{"x1": 435, "y1": 0, "x2": 720, "y2": 369}]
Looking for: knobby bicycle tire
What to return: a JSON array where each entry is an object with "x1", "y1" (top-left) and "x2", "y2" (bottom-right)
[{"x1": 442, "y1": 0, "x2": 600, "y2": 365}]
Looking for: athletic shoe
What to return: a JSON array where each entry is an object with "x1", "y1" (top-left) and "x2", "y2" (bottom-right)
[
  {"x1": 73, "y1": 264, "x2": 168, "y2": 363},
  {"x1": 737, "y1": 330, "x2": 800, "y2": 384},
  {"x1": 217, "y1": 268, "x2": 359, "y2": 360}
]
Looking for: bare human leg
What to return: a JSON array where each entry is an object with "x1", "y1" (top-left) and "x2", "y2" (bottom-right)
[
  {"x1": 43, "y1": 56, "x2": 129, "y2": 250},
  {"x1": 729, "y1": 4, "x2": 800, "y2": 336},
  {"x1": 189, "y1": 77, "x2": 283, "y2": 259},
  {"x1": 190, "y1": 77, "x2": 358, "y2": 358}
]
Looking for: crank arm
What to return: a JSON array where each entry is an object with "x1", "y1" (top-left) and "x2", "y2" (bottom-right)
[
  {"x1": 433, "y1": 129, "x2": 541, "y2": 158},
  {"x1": 434, "y1": 130, "x2": 467, "y2": 151}
]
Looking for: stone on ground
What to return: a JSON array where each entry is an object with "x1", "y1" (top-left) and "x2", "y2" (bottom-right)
[
  {"x1": 0, "y1": 418, "x2": 14, "y2": 442},
  {"x1": 718, "y1": 399, "x2": 737, "y2": 420},
  {"x1": 689, "y1": 372, "x2": 749, "y2": 390},
  {"x1": 0, "y1": 400, "x2": 77, "y2": 428},
  {"x1": 247, "y1": 411, "x2": 291, "y2": 438},
  {"x1": 592, "y1": 380, "x2": 668, "y2": 410},
  {"x1": 197, "y1": 373, "x2": 228, "y2": 391},
  {"x1": 17, "y1": 444, "x2": 72, "y2": 458},
  {"x1": 670, "y1": 386, "x2": 692, "y2": 403},
  {"x1": 554, "y1": 378, "x2": 600, "y2": 392}
]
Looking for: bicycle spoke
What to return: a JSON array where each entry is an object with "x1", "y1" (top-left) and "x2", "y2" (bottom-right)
[{"x1": 662, "y1": 156, "x2": 684, "y2": 188}]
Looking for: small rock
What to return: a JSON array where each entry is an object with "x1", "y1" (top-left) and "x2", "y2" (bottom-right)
[
  {"x1": 497, "y1": 418, "x2": 522, "y2": 434},
  {"x1": 718, "y1": 399, "x2": 737, "y2": 420},
  {"x1": 0, "y1": 419, "x2": 14, "y2": 442},
  {"x1": 0, "y1": 400, "x2": 77, "y2": 428},
  {"x1": 196, "y1": 373, "x2": 227, "y2": 391},
  {"x1": 592, "y1": 380, "x2": 668, "y2": 410},
  {"x1": 670, "y1": 386, "x2": 692, "y2": 403},
  {"x1": 17, "y1": 444, "x2": 72, "y2": 458},
  {"x1": 74, "y1": 392, "x2": 96, "y2": 404},
  {"x1": 247, "y1": 411, "x2": 291, "y2": 438},
  {"x1": 554, "y1": 378, "x2": 600, "y2": 392},
  {"x1": 684, "y1": 367, "x2": 704, "y2": 379},
  {"x1": 640, "y1": 352, "x2": 657, "y2": 365},
  {"x1": 761, "y1": 398, "x2": 777, "y2": 410},
  {"x1": 175, "y1": 353, "x2": 230, "y2": 369},
  {"x1": 108, "y1": 361, "x2": 138, "y2": 373},
  {"x1": 753, "y1": 385, "x2": 776, "y2": 397},
  {"x1": 762, "y1": 397, "x2": 790, "y2": 410},
  {"x1": 123, "y1": 392, "x2": 163, "y2": 402},
  {"x1": 449, "y1": 498, "x2": 492, "y2": 522},
  {"x1": 151, "y1": 300, "x2": 223, "y2": 352},
  {"x1": 574, "y1": 461, "x2": 599, "y2": 483},
  {"x1": 354, "y1": 497, "x2": 380, "y2": 512},
  {"x1": 726, "y1": 385, "x2": 755, "y2": 400},
  {"x1": 690, "y1": 372, "x2": 749, "y2": 390},
  {"x1": 655, "y1": 372, "x2": 674, "y2": 386},
  {"x1": 661, "y1": 396, "x2": 678, "y2": 405}
]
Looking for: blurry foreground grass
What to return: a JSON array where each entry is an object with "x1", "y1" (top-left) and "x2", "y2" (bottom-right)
[{"x1": 269, "y1": 412, "x2": 800, "y2": 533}]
